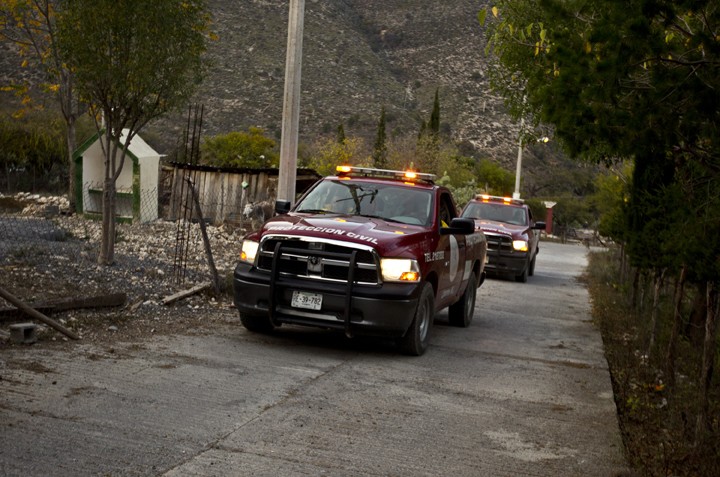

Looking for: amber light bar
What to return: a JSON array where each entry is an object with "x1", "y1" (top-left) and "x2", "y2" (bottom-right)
[
  {"x1": 477, "y1": 194, "x2": 524, "y2": 205},
  {"x1": 336, "y1": 165, "x2": 436, "y2": 183}
]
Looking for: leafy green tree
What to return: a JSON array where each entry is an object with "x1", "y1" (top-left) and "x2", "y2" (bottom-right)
[
  {"x1": 481, "y1": 0, "x2": 720, "y2": 270},
  {"x1": 307, "y1": 136, "x2": 367, "y2": 176},
  {"x1": 589, "y1": 164, "x2": 632, "y2": 243},
  {"x1": 475, "y1": 158, "x2": 514, "y2": 196},
  {"x1": 0, "y1": 111, "x2": 65, "y2": 191},
  {"x1": 481, "y1": 0, "x2": 720, "y2": 440},
  {"x1": 436, "y1": 151, "x2": 476, "y2": 208},
  {"x1": 57, "y1": 0, "x2": 211, "y2": 265},
  {"x1": 372, "y1": 106, "x2": 387, "y2": 169},
  {"x1": 384, "y1": 135, "x2": 416, "y2": 171},
  {"x1": 414, "y1": 134, "x2": 441, "y2": 173},
  {"x1": 201, "y1": 127, "x2": 278, "y2": 168}
]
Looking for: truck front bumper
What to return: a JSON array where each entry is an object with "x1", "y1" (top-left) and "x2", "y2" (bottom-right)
[
  {"x1": 233, "y1": 262, "x2": 422, "y2": 337},
  {"x1": 485, "y1": 251, "x2": 529, "y2": 276}
]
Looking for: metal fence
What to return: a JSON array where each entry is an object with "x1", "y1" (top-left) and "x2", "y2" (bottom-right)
[{"x1": 78, "y1": 181, "x2": 162, "y2": 224}]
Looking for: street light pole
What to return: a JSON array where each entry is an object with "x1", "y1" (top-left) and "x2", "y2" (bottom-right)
[
  {"x1": 277, "y1": 0, "x2": 305, "y2": 206},
  {"x1": 513, "y1": 115, "x2": 525, "y2": 200}
]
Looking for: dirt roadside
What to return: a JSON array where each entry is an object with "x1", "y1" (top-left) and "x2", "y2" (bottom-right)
[{"x1": 1, "y1": 193, "x2": 244, "y2": 347}]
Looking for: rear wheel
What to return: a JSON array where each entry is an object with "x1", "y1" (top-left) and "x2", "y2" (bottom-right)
[
  {"x1": 448, "y1": 273, "x2": 477, "y2": 327},
  {"x1": 240, "y1": 313, "x2": 275, "y2": 333},
  {"x1": 398, "y1": 282, "x2": 434, "y2": 356}
]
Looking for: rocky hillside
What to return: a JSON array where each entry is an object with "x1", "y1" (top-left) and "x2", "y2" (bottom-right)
[
  {"x1": 0, "y1": 0, "x2": 532, "y2": 168},
  {"x1": 153, "y1": 0, "x2": 519, "y2": 163}
]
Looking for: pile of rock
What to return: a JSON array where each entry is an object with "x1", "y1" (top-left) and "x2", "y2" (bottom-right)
[{"x1": 0, "y1": 191, "x2": 71, "y2": 217}]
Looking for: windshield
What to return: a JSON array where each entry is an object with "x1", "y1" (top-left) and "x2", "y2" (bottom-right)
[
  {"x1": 462, "y1": 202, "x2": 527, "y2": 226},
  {"x1": 296, "y1": 179, "x2": 433, "y2": 226}
]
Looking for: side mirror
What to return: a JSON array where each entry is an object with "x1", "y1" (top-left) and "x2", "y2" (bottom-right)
[
  {"x1": 275, "y1": 200, "x2": 291, "y2": 215},
  {"x1": 533, "y1": 221, "x2": 546, "y2": 230},
  {"x1": 440, "y1": 217, "x2": 476, "y2": 235}
]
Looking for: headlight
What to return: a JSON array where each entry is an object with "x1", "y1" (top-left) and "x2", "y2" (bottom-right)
[
  {"x1": 380, "y1": 258, "x2": 421, "y2": 282},
  {"x1": 240, "y1": 240, "x2": 259, "y2": 264},
  {"x1": 512, "y1": 240, "x2": 529, "y2": 252}
]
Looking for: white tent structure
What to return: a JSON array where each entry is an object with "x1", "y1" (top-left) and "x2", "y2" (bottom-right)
[{"x1": 73, "y1": 130, "x2": 161, "y2": 223}]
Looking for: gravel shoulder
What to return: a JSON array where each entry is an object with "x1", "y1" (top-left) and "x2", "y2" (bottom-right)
[{"x1": 1, "y1": 193, "x2": 244, "y2": 346}]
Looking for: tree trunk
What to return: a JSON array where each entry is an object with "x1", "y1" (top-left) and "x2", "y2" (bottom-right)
[
  {"x1": 66, "y1": 114, "x2": 78, "y2": 213},
  {"x1": 99, "y1": 177, "x2": 117, "y2": 265},
  {"x1": 619, "y1": 244, "x2": 627, "y2": 285},
  {"x1": 631, "y1": 267, "x2": 641, "y2": 309},
  {"x1": 98, "y1": 131, "x2": 124, "y2": 266},
  {"x1": 665, "y1": 266, "x2": 686, "y2": 389},
  {"x1": 686, "y1": 281, "x2": 708, "y2": 347},
  {"x1": 59, "y1": 70, "x2": 79, "y2": 214},
  {"x1": 647, "y1": 268, "x2": 666, "y2": 355},
  {"x1": 695, "y1": 281, "x2": 719, "y2": 441}
]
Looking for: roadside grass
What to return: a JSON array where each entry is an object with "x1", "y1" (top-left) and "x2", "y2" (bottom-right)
[{"x1": 584, "y1": 249, "x2": 720, "y2": 476}]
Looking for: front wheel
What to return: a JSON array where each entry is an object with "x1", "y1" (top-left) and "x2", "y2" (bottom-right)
[
  {"x1": 448, "y1": 273, "x2": 477, "y2": 327},
  {"x1": 398, "y1": 282, "x2": 434, "y2": 356},
  {"x1": 240, "y1": 313, "x2": 276, "y2": 333},
  {"x1": 528, "y1": 253, "x2": 537, "y2": 276},
  {"x1": 515, "y1": 259, "x2": 529, "y2": 283}
]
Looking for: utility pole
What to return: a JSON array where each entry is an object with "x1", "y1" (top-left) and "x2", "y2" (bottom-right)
[{"x1": 277, "y1": 0, "x2": 305, "y2": 206}]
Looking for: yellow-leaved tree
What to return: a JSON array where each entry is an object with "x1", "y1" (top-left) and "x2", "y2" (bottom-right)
[{"x1": 0, "y1": 0, "x2": 81, "y2": 211}]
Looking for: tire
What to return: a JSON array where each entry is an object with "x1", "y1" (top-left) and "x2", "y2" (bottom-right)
[
  {"x1": 528, "y1": 254, "x2": 537, "y2": 277},
  {"x1": 398, "y1": 282, "x2": 434, "y2": 356},
  {"x1": 515, "y1": 261, "x2": 529, "y2": 283},
  {"x1": 240, "y1": 313, "x2": 275, "y2": 333},
  {"x1": 448, "y1": 273, "x2": 477, "y2": 327}
]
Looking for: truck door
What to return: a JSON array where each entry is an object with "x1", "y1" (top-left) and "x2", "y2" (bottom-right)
[{"x1": 436, "y1": 193, "x2": 466, "y2": 308}]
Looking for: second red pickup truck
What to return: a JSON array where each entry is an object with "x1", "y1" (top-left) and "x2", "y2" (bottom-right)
[
  {"x1": 233, "y1": 166, "x2": 488, "y2": 355},
  {"x1": 461, "y1": 195, "x2": 545, "y2": 283}
]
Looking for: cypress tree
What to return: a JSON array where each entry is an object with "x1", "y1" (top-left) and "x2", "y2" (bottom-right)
[
  {"x1": 336, "y1": 124, "x2": 346, "y2": 144},
  {"x1": 429, "y1": 88, "x2": 440, "y2": 136},
  {"x1": 372, "y1": 106, "x2": 387, "y2": 168}
]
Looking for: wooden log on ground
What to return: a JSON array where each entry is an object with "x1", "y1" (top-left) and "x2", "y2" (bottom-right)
[
  {"x1": 0, "y1": 285, "x2": 80, "y2": 340},
  {"x1": 162, "y1": 282, "x2": 211, "y2": 306},
  {"x1": 52, "y1": 292, "x2": 127, "y2": 311},
  {"x1": 0, "y1": 292, "x2": 127, "y2": 321}
]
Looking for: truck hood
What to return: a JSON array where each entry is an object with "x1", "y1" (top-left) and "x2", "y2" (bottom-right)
[
  {"x1": 473, "y1": 219, "x2": 528, "y2": 238},
  {"x1": 255, "y1": 213, "x2": 428, "y2": 251}
]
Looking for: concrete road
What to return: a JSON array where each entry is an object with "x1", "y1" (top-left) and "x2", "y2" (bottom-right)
[{"x1": 0, "y1": 242, "x2": 629, "y2": 476}]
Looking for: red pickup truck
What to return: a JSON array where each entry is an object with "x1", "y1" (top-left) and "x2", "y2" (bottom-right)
[
  {"x1": 233, "y1": 166, "x2": 487, "y2": 355},
  {"x1": 460, "y1": 195, "x2": 545, "y2": 283}
]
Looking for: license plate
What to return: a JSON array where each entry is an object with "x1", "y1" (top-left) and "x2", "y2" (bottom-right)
[{"x1": 291, "y1": 290, "x2": 322, "y2": 310}]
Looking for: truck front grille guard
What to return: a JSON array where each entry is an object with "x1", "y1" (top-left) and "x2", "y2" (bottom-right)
[
  {"x1": 267, "y1": 241, "x2": 360, "y2": 338},
  {"x1": 257, "y1": 239, "x2": 378, "y2": 283},
  {"x1": 485, "y1": 233, "x2": 513, "y2": 253}
]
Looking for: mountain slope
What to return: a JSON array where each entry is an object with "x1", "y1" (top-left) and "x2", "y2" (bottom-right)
[
  {"x1": 153, "y1": 0, "x2": 518, "y2": 162},
  {"x1": 0, "y1": 0, "x2": 520, "y2": 164}
]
